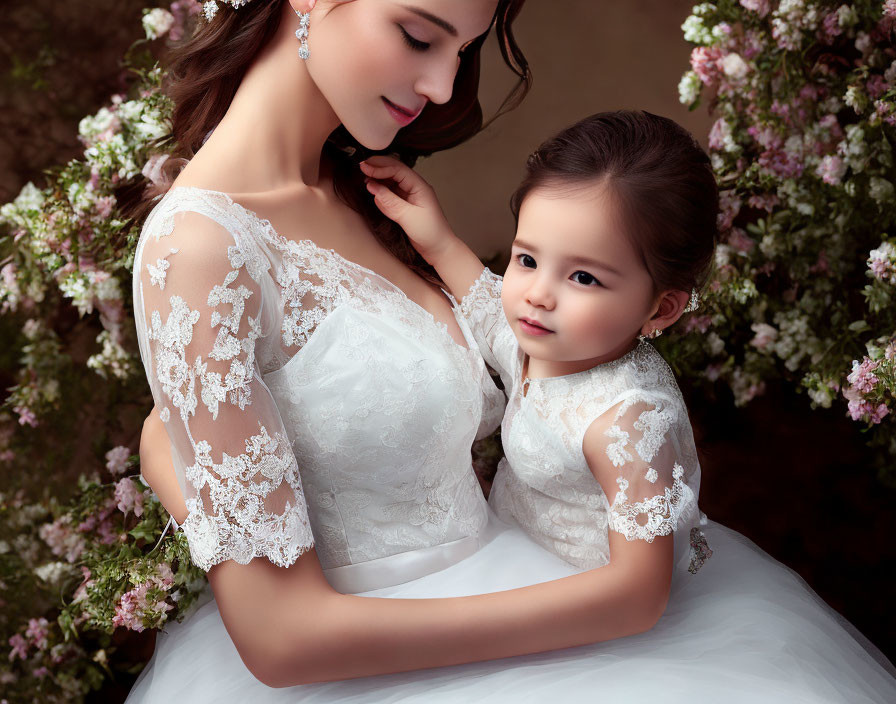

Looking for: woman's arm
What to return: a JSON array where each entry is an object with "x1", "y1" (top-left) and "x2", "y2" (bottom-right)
[{"x1": 140, "y1": 411, "x2": 670, "y2": 688}]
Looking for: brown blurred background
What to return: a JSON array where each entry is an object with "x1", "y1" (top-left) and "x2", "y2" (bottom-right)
[{"x1": 2, "y1": 0, "x2": 893, "y2": 668}]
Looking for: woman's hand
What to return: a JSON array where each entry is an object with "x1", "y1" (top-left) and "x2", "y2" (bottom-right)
[
  {"x1": 139, "y1": 405, "x2": 188, "y2": 524},
  {"x1": 360, "y1": 156, "x2": 458, "y2": 264}
]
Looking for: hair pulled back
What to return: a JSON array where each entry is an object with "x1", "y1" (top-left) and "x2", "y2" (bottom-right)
[
  {"x1": 510, "y1": 110, "x2": 720, "y2": 295},
  {"x1": 130, "y1": 0, "x2": 530, "y2": 283}
]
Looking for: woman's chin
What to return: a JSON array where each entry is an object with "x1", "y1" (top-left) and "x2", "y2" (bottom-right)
[{"x1": 342, "y1": 120, "x2": 399, "y2": 153}]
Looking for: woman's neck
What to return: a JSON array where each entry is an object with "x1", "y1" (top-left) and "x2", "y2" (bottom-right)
[{"x1": 185, "y1": 5, "x2": 340, "y2": 193}]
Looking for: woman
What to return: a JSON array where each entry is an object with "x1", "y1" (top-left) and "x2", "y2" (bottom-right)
[{"x1": 129, "y1": 0, "x2": 896, "y2": 701}]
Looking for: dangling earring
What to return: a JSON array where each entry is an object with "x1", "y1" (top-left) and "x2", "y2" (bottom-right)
[
  {"x1": 295, "y1": 5, "x2": 312, "y2": 60},
  {"x1": 684, "y1": 287, "x2": 700, "y2": 313},
  {"x1": 638, "y1": 328, "x2": 664, "y2": 342}
]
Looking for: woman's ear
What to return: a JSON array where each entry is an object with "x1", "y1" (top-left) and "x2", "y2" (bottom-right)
[{"x1": 640, "y1": 289, "x2": 690, "y2": 337}]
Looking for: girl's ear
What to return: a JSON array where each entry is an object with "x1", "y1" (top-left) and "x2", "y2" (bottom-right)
[{"x1": 641, "y1": 289, "x2": 690, "y2": 337}]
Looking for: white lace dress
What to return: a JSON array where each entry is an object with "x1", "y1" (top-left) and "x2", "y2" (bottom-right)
[{"x1": 127, "y1": 188, "x2": 896, "y2": 703}]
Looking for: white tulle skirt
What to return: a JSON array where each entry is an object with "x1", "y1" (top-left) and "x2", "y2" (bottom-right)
[{"x1": 126, "y1": 514, "x2": 896, "y2": 703}]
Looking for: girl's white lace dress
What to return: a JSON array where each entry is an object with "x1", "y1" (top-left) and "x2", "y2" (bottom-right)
[{"x1": 127, "y1": 187, "x2": 896, "y2": 703}]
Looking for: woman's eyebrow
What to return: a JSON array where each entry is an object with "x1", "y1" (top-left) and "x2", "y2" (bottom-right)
[{"x1": 404, "y1": 5, "x2": 459, "y2": 36}]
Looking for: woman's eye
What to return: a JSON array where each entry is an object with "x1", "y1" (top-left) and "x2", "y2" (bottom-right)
[
  {"x1": 571, "y1": 271, "x2": 600, "y2": 286},
  {"x1": 516, "y1": 253, "x2": 536, "y2": 269},
  {"x1": 399, "y1": 26, "x2": 430, "y2": 51}
]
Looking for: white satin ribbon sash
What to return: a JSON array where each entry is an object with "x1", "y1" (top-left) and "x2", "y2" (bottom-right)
[{"x1": 323, "y1": 535, "x2": 482, "y2": 594}]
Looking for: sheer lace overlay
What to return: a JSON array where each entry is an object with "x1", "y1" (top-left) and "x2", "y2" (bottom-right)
[
  {"x1": 134, "y1": 187, "x2": 494, "y2": 572},
  {"x1": 457, "y1": 268, "x2": 706, "y2": 571}
]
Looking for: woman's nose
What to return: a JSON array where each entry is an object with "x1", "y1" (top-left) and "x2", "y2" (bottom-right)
[{"x1": 414, "y1": 57, "x2": 460, "y2": 106}]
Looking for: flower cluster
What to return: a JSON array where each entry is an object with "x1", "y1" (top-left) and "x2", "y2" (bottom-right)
[
  {"x1": 666, "y1": 1, "x2": 896, "y2": 471},
  {"x1": 1, "y1": 451, "x2": 207, "y2": 702},
  {"x1": 1, "y1": 6, "x2": 210, "y2": 701}
]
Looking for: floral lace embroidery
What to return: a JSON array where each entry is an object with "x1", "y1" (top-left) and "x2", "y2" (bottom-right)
[
  {"x1": 604, "y1": 424, "x2": 633, "y2": 466},
  {"x1": 137, "y1": 187, "x2": 491, "y2": 571},
  {"x1": 688, "y1": 527, "x2": 713, "y2": 574},
  {"x1": 146, "y1": 247, "x2": 178, "y2": 290},
  {"x1": 609, "y1": 463, "x2": 687, "y2": 542},
  {"x1": 456, "y1": 267, "x2": 708, "y2": 570},
  {"x1": 148, "y1": 296, "x2": 201, "y2": 418}
]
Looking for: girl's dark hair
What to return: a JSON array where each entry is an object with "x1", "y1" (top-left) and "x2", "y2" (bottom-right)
[
  {"x1": 509, "y1": 110, "x2": 719, "y2": 295},
  {"x1": 125, "y1": 0, "x2": 530, "y2": 284}
]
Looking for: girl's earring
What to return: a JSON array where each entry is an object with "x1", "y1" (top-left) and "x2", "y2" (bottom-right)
[
  {"x1": 295, "y1": 6, "x2": 312, "y2": 60},
  {"x1": 638, "y1": 328, "x2": 664, "y2": 342}
]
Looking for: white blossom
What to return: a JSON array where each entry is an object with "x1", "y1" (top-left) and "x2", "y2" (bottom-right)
[{"x1": 142, "y1": 8, "x2": 176, "y2": 40}]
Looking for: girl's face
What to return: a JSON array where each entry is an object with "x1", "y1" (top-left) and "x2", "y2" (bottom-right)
[
  {"x1": 501, "y1": 184, "x2": 659, "y2": 377},
  {"x1": 304, "y1": 0, "x2": 498, "y2": 150}
]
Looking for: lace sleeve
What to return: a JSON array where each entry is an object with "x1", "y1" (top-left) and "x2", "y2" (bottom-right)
[
  {"x1": 133, "y1": 208, "x2": 314, "y2": 571},
  {"x1": 457, "y1": 267, "x2": 516, "y2": 378},
  {"x1": 587, "y1": 397, "x2": 699, "y2": 544}
]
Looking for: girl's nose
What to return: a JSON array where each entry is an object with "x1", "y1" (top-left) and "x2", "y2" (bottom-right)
[
  {"x1": 414, "y1": 57, "x2": 460, "y2": 106},
  {"x1": 525, "y1": 276, "x2": 555, "y2": 310}
]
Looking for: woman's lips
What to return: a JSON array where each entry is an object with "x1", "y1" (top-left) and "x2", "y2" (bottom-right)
[
  {"x1": 519, "y1": 317, "x2": 553, "y2": 336},
  {"x1": 383, "y1": 97, "x2": 421, "y2": 126}
]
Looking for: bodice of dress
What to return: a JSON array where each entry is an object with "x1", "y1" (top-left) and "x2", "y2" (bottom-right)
[
  {"x1": 458, "y1": 268, "x2": 708, "y2": 572},
  {"x1": 133, "y1": 187, "x2": 501, "y2": 572}
]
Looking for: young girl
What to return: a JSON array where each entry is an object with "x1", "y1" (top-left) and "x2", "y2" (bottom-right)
[{"x1": 361, "y1": 110, "x2": 719, "y2": 577}]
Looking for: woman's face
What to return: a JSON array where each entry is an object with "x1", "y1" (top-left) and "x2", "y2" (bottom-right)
[{"x1": 304, "y1": 0, "x2": 498, "y2": 150}]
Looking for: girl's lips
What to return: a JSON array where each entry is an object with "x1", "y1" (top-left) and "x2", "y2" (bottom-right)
[
  {"x1": 383, "y1": 97, "x2": 421, "y2": 126},
  {"x1": 519, "y1": 318, "x2": 553, "y2": 336}
]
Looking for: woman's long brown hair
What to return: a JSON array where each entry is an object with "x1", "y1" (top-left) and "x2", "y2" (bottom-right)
[{"x1": 125, "y1": 0, "x2": 531, "y2": 283}]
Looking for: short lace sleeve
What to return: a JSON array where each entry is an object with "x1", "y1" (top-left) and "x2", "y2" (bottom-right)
[
  {"x1": 133, "y1": 205, "x2": 314, "y2": 571},
  {"x1": 587, "y1": 397, "x2": 699, "y2": 544},
  {"x1": 458, "y1": 267, "x2": 516, "y2": 378}
]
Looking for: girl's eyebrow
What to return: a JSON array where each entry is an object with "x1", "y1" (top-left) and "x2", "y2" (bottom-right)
[
  {"x1": 403, "y1": 5, "x2": 458, "y2": 36},
  {"x1": 513, "y1": 240, "x2": 622, "y2": 277}
]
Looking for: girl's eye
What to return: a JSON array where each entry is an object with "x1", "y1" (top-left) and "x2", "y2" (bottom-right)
[
  {"x1": 571, "y1": 271, "x2": 601, "y2": 286},
  {"x1": 516, "y1": 253, "x2": 536, "y2": 269},
  {"x1": 399, "y1": 26, "x2": 430, "y2": 51}
]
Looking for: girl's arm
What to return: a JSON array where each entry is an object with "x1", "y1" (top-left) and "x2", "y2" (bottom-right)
[
  {"x1": 360, "y1": 157, "x2": 487, "y2": 301},
  {"x1": 140, "y1": 414, "x2": 671, "y2": 689}
]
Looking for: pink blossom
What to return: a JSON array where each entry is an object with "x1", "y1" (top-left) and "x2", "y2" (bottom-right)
[
  {"x1": 168, "y1": 0, "x2": 202, "y2": 42},
  {"x1": 819, "y1": 12, "x2": 842, "y2": 44},
  {"x1": 141, "y1": 154, "x2": 171, "y2": 188},
  {"x1": 112, "y1": 567, "x2": 176, "y2": 632},
  {"x1": 32, "y1": 666, "x2": 49, "y2": 678},
  {"x1": 747, "y1": 193, "x2": 780, "y2": 211},
  {"x1": 816, "y1": 155, "x2": 847, "y2": 185},
  {"x1": 758, "y1": 148, "x2": 803, "y2": 178},
  {"x1": 25, "y1": 618, "x2": 49, "y2": 650},
  {"x1": 739, "y1": 0, "x2": 770, "y2": 18},
  {"x1": 94, "y1": 195, "x2": 116, "y2": 219},
  {"x1": 717, "y1": 190, "x2": 742, "y2": 231},
  {"x1": 690, "y1": 46, "x2": 724, "y2": 86},
  {"x1": 885, "y1": 0, "x2": 896, "y2": 20},
  {"x1": 705, "y1": 364, "x2": 723, "y2": 382},
  {"x1": 847, "y1": 399, "x2": 890, "y2": 424},
  {"x1": 728, "y1": 228, "x2": 755, "y2": 253},
  {"x1": 39, "y1": 515, "x2": 86, "y2": 563},
  {"x1": 105, "y1": 445, "x2": 131, "y2": 475},
  {"x1": 14, "y1": 406, "x2": 38, "y2": 427},
  {"x1": 114, "y1": 477, "x2": 147, "y2": 517},
  {"x1": 847, "y1": 358, "x2": 880, "y2": 394},
  {"x1": 750, "y1": 323, "x2": 778, "y2": 350},
  {"x1": 73, "y1": 566, "x2": 94, "y2": 604},
  {"x1": 7, "y1": 634, "x2": 28, "y2": 661},
  {"x1": 866, "y1": 75, "x2": 889, "y2": 100},
  {"x1": 684, "y1": 315, "x2": 713, "y2": 334}
]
